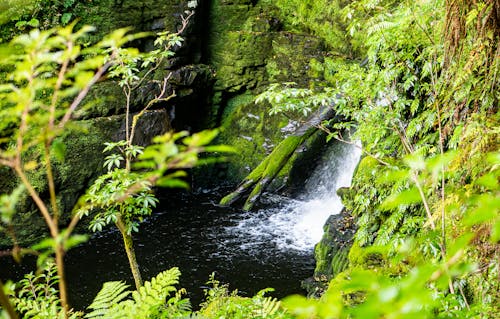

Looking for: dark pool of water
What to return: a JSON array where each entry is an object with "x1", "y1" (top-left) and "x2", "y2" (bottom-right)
[{"x1": 0, "y1": 192, "x2": 315, "y2": 311}]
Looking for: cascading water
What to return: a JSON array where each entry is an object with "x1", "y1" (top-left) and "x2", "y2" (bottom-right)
[
  {"x1": 225, "y1": 140, "x2": 362, "y2": 252},
  {"x1": 0, "y1": 139, "x2": 362, "y2": 309}
]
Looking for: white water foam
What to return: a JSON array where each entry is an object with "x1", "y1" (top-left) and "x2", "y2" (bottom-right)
[{"x1": 225, "y1": 141, "x2": 361, "y2": 253}]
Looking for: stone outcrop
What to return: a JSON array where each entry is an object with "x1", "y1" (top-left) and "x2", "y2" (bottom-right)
[
  {"x1": 0, "y1": 0, "x2": 212, "y2": 246},
  {"x1": 199, "y1": 0, "x2": 327, "y2": 189}
]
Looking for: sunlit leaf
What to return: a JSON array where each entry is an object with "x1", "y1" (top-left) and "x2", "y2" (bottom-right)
[
  {"x1": 156, "y1": 177, "x2": 189, "y2": 189},
  {"x1": 51, "y1": 139, "x2": 66, "y2": 162},
  {"x1": 379, "y1": 187, "x2": 421, "y2": 211}
]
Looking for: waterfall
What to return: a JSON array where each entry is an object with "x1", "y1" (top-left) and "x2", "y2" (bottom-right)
[{"x1": 224, "y1": 141, "x2": 361, "y2": 252}]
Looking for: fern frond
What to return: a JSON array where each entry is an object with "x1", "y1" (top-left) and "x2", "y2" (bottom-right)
[
  {"x1": 375, "y1": 208, "x2": 405, "y2": 245},
  {"x1": 131, "y1": 267, "x2": 180, "y2": 309},
  {"x1": 367, "y1": 21, "x2": 396, "y2": 36},
  {"x1": 250, "y1": 288, "x2": 281, "y2": 318},
  {"x1": 85, "y1": 268, "x2": 185, "y2": 319},
  {"x1": 259, "y1": 296, "x2": 281, "y2": 317},
  {"x1": 85, "y1": 281, "x2": 130, "y2": 318}
]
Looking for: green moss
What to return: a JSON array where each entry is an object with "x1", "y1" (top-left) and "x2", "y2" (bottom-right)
[
  {"x1": 314, "y1": 225, "x2": 332, "y2": 276},
  {"x1": 266, "y1": 33, "x2": 325, "y2": 84},
  {"x1": 76, "y1": 81, "x2": 125, "y2": 119},
  {"x1": 217, "y1": 91, "x2": 292, "y2": 185},
  {"x1": 241, "y1": 134, "x2": 308, "y2": 210},
  {"x1": 314, "y1": 232, "x2": 350, "y2": 279},
  {"x1": 212, "y1": 31, "x2": 272, "y2": 91},
  {"x1": 348, "y1": 241, "x2": 388, "y2": 269},
  {"x1": 0, "y1": 116, "x2": 121, "y2": 247},
  {"x1": 76, "y1": 0, "x2": 188, "y2": 43}
]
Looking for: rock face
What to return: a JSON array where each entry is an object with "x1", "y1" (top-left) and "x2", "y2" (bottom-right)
[
  {"x1": 0, "y1": 0, "x2": 212, "y2": 246},
  {"x1": 198, "y1": 0, "x2": 328, "y2": 188},
  {"x1": 310, "y1": 208, "x2": 357, "y2": 293}
]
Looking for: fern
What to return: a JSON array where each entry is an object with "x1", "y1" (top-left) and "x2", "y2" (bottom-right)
[
  {"x1": 374, "y1": 208, "x2": 405, "y2": 245},
  {"x1": 124, "y1": 268, "x2": 184, "y2": 317},
  {"x1": 8, "y1": 263, "x2": 82, "y2": 319},
  {"x1": 85, "y1": 268, "x2": 188, "y2": 319},
  {"x1": 252, "y1": 295, "x2": 281, "y2": 318},
  {"x1": 85, "y1": 281, "x2": 130, "y2": 318}
]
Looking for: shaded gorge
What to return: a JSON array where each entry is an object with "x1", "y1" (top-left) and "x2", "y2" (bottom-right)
[{"x1": 0, "y1": 140, "x2": 360, "y2": 311}]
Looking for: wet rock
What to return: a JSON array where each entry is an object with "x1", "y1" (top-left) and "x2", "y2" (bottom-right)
[{"x1": 308, "y1": 207, "x2": 357, "y2": 295}]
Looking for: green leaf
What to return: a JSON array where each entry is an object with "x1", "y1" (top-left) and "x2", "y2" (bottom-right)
[
  {"x1": 156, "y1": 177, "x2": 189, "y2": 189},
  {"x1": 379, "y1": 187, "x2": 421, "y2": 211},
  {"x1": 27, "y1": 18, "x2": 39, "y2": 27},
  {"x1": 75, "y1": 71, "x2": 94, "y2": 89},
  {"x1": 464, "y1": 196, "x2": 499, "y2": 226},
  {"x1": 0, "y1": 185, "x2": 25, "y2": 224},
  {"x1": 492, "y1": 220, "x2": 500, "y2": 243},
  {"x1": 476, "y1": 173, "x2": 499, "y2": 190},
  {"x1": 86, "y1": 281, "x2": 131, "y2": 318},
  {"x1": 51, "y1": 139, "x2": 67, "y2": 162},
  {"x1": 404, "y1": 154, "x2": 426, "y2": 171},
  {"x1": 183, "y1": 129, "x2": 219, "y2": 147},
  {"x1": 446, "y1": 233, "x2": 474, "y2": 260},
  {"x1": 64, "y1": 234, "x2": 89, "y2": 250},
  {"x1": 203, "y1": 145, "x2": 236, "y2": 153},
  {"x1": 32, "y1": 237, "x2": 56, "y2": 251}
]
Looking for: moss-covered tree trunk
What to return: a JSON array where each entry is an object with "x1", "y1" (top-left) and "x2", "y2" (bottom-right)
[
  {"x1": 220, "y1": 129, "x2": 315, "y2": 211},
  {"x1": 116, "y1": 217, "x2": 143, "y2": 289}
]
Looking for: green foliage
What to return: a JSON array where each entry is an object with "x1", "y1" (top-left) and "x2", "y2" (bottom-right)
[
  {"x1": 78, "y1": 140, "x2": 156, "y2": 235},
  {"x1": 1, "y1": 1, "x2": 497, "y2": 318},
  {"x1": 259, "y1": 0, "x2": 499, "y2": 317},
  {"x1": 255, "y1": 83, "x2": 336, "y2": 117},
  {"x1": 0, "y1": 185, "x2": 24, "y2": 233},
  {"x1": 78, "y1": 129, "x2": 224, "y2": 235},
  {"x1": 86, "y1": 267, "x2": 190, "y2": 319},
  {"x1": 0, "y1": 22, "x2": 129, "y2": 160},
  {"x1": 85, "y1": 281, "x2": 131, "y2": 318},
  {"x1": 0, "y1": 21, "x2": 132, "y2": 249},
  {"x1": 263, "y1": 0, "x2": 350, "y2": 55},
  {"x1": 0, "y1": 0, "x2": 86, "y2": 44},
  {"x1": 0, "y1": 0, "x2": 38, "y2": 26},
  {"x1": 199, "y1": 274, "x2": 290, "y2": 319},
  {"x1": 6, "y1": 263, "x2": 82, "y2": 319}
]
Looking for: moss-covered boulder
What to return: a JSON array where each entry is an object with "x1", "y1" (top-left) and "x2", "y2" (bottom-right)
[
  {"x1": 0, "y1": 109, "x2": 170, "y2": 247},
  {"x1": 314, "y1": 208, "x2": 357, "y2": 280}
]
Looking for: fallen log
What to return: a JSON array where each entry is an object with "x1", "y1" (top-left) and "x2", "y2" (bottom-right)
[
  {"x1": 220, "y1": 104, "x2": 337, "y2": 211},
  {"x1": 220, "y1": 132, "x2": 314, "y2": 210}
]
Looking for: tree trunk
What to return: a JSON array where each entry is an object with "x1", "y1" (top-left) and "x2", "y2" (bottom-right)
[
  {"x1": 116, "y1": 217, "x2": 143, "y2": 289},
  {"x1": 55, "y1": 244, "x2": 69, "y2": 318}
]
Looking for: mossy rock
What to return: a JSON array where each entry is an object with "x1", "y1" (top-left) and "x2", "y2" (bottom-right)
[
  {"x1": 313, "y1": 209, "x2": 357, "y2": 280},
  {"x1": 77, "y1": 0, "x2": 192, "y2": 43},
  {"x1": 216, "y1": 91, "x2": 292, "y2": 185},
  {"x1": 207, "y1": 1, "x2": 277, "y2": 92},
  {"x1": 211, "y1": 31, "x2": 272, "y2": 91},
  {"x1": 266, "y1": 33, "x2": 325, "y2": 84},
  {"x1": 0, "y1": 109, "x2": 170, "y2": 247},
  {"x1": 348, "y1": 241, "x2": 388, "y2": 269}
]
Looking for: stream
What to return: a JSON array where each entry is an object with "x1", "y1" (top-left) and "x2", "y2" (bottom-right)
[{"x1": 0, "y1": 141, "x2": 361, "y2": 311}]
